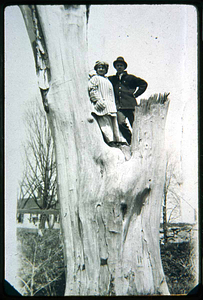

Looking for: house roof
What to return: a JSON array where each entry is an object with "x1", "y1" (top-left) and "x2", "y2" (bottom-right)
[{"x1": 17, "y1": 197, "x2": 60, "y2": 210}]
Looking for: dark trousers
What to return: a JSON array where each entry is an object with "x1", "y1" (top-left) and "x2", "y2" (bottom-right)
[{"x1": 117, "y1": 109, "x2": 135, "y2": 144}]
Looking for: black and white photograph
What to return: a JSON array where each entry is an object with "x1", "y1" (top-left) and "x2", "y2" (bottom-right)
[{"x1": 5, "y1": 3, "x2": 199, "y2": 296}]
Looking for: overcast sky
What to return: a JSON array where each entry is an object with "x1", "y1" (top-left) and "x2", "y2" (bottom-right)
[
  {"x1": 5, "y1": 4, "x2": 198, "y2": 288},
  {"x1": 87, "y1": 5, "x2": 198, "y2": 225}
]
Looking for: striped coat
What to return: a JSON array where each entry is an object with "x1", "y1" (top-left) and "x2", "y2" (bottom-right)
[{"x1": 88, "y1": 75, "x2": 117, "y2": 116}]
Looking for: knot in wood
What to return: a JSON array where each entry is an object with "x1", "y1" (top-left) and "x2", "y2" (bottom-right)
[
  {"x1": 120, "y1": 201, "x2": 127, "y2": 218},
  {"x1": 87, "y1": 117, "x2": 94, "y2": 123}
]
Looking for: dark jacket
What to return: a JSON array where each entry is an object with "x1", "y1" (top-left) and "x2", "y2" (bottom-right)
[{"x1": 108, "y1": 71, "x2": 148, "y2": 109}]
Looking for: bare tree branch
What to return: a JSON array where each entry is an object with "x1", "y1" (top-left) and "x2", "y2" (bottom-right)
[{"x1": 18, "y1": 99, "x2": 57, "y2": 213}]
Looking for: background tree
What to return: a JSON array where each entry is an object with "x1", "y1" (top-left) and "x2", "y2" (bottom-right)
[
  {"x1": 18, "y1": 230, "x2": 65, "y2": 296},
  {"x1": 18, "y1": 99, "x2": 57, "y2": 229},
  {"x1": 162, "y1": 153, "x2": 182, "y2": 243},
  {"x1": 19, "y1": 5, "x2": 171, "y2": 295}
]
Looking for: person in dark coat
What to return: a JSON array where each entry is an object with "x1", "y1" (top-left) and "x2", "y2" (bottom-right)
[{"x1": 108, "y1": 57, "x2": 148, "y2": 144}]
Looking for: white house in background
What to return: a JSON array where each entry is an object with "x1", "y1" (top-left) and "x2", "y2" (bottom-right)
[{"x1": 17, "y1": 197, "x2": 60, "y2": 230}]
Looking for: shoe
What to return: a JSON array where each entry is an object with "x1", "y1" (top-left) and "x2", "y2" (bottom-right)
[
  {"x1": 116, "y1": 142, "x2": 129, "y2": 146},
  {"x1": 108, "y1": 141, "x2": 117, "y2": 147}
]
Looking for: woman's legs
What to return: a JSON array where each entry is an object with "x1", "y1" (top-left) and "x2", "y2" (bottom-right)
[
  {"x1": 94, "y1": 114, "x2": 128, "y2": 146},
  {"x1": 96, "y1": 115, "x2": 115, "y2": 144},
  {"x1": 111, "y1": 115, "x2": 127, "y2": 143}
]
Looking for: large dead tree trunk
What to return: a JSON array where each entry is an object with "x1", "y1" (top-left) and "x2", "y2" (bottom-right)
[{"x1": 20, "y1": 5, "x2": 170, "y2": 295}]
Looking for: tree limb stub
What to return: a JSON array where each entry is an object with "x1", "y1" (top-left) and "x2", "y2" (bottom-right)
[
  {"x1": 20, "y1": 4, "x2": 170, "y2": 296},
  {"x1": 20, "y1": 5, "x2": 51, "y2": 113}
]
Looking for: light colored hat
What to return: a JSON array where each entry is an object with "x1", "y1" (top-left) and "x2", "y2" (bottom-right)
[{"x1": 94, "y1": 61, "x2": 109, "y2": 73}]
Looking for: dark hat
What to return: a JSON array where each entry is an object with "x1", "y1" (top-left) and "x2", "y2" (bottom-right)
[{"x1": 113, "y1": 57, "x2": 127, "y2": 69}]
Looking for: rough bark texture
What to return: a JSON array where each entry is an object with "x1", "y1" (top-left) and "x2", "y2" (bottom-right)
[{"x1": 20, "y1": 5, "x2": 170, "y2": 295}]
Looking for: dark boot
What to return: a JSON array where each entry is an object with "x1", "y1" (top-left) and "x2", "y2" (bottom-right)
[
  {"x1": 108, "y1": 141, "x2": 117, "y2": 147},
  {"x1": 119, "y1": 123, "x2": 132, "y2": 144}
]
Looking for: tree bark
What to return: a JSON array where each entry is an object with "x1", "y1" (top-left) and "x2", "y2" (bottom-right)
[{"x1": 20, "y1": 5, "x2": 170, "y2": 295}]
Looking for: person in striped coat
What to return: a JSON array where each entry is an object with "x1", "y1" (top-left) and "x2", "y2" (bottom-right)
[{"x1": 88, "y1": 61, "x2": 127, "y2": 147}]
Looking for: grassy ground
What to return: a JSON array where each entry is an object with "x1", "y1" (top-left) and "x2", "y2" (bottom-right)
[
  {"x1": 17, "y1": 230, "x2": 197, "y2": 296},
  {"x1": 160, "y1": 241, "x2": 197, "y2": 295}
]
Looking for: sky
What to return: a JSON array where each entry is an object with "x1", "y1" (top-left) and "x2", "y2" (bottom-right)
[
  {"x1": 5, "y1": 4, "x2": 198, "y2": 289},
  {"x1": 87, "y1": 4, "x2": 198, "y2": 223}
]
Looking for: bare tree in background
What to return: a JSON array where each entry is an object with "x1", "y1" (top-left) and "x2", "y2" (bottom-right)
[
  {"x1": 18, "y1": 100, "x2": 57, "y2": 229},
  {"x1": 162, "y1": 154, "x2": 182, "y2": 243}
]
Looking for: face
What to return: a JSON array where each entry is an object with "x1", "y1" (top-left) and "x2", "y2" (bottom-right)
[
  {"x1": 115, "y1": 63, "x2": 125, "y2": 74},
  {"x1": 96, "y1": 65, "x2": 107, "y2": 76}
]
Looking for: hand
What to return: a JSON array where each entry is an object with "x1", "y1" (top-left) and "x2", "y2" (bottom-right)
[{"x1": 95, "y1": 100, "x2": 106, "y2": 112}]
